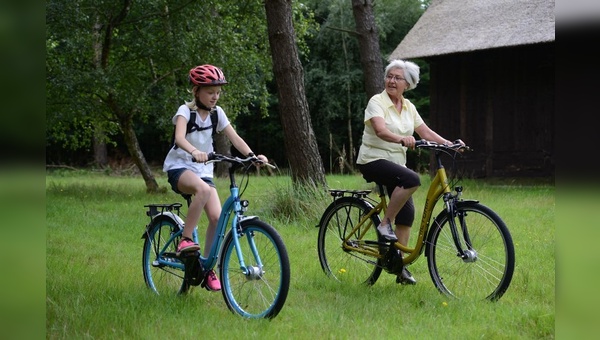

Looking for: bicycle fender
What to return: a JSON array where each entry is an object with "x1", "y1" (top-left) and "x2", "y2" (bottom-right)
[
  {"x1": 316, "y1": 197, "x2": 375, "y2": 228},
  {"x1": 141, "y1": 212, "x2": 184, "y2": 239},
  {"x1": 240, "y1": 215, "x2": 259, "y2": 223}
]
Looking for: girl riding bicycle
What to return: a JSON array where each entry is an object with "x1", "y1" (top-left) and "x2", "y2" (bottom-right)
[{"x1": 163, "y1": 64, "x2": 268, "y2": 291}]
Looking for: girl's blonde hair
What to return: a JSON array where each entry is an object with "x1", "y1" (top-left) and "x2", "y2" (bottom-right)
[{"x1": 185, "y1": 86, "x2": 200, "y2": 110}]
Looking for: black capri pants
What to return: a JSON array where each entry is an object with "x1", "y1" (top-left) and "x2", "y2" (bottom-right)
[{"x1": 357, "y1": 159, "x2": 421, "y2": 226}]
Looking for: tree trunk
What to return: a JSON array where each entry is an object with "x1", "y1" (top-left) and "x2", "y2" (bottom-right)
[
  {"x1": 264, "y1": 0, "x2": 326, "y2": 188},
  {"x1": 92, "y1": 15, "x2": 108, "y2": 169},
  {"x1": 118, "y1": 112, "x2": 160, "y2": 193},
  {"x1": 351, "y1": 0, "x2": 384, "y2": 98},
  {"x1": 92, "y1": 127, "x2": 108, "y2": 168},
  {"x1": 213, "y1": 132, "x2": 230, "y2": 177},
  {"x1": 105, "y1": 94, "x2": 160, "y2": 193},
  {"x1": 341, "y1": 18, "x2": 355, "y2": 171}
]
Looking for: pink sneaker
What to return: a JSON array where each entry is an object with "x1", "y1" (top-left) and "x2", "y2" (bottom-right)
[
  {"x1": 177, "y1": 237, "x2": 200, "y2": 253},
  {"x1": 204, "y1": 270, "x2": 221, "y2": 291}
]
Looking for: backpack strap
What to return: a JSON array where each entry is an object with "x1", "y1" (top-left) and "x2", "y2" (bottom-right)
[
  {"x1": 210, "y1": 108, "x2": 218, "y2": 137},
  {"x1": 172, "y1": 108, "x2": 218, "y2": 149},
  {"x1": 186, "y1": 110, "x2": 200, "y2": 133},
  {"x1": 208, "y1": 108, "x2": 218, "y2": 151},
  {"x1": 188, "y1": 109, "x2": 218, "y2": 134}
]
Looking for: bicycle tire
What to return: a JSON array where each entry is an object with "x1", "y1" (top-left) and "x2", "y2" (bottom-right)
[
  {"x1": 426, "y1": 201, "x2": 515, "y2": 301},
  {"x1": 219, "y1": 219, "x2": 290, "y2": 319},
  {"x1": 317, "y1": 196, "x2": 383, "y2": 285},
  {"x1": 142, "y1": 217, "x2": 191, "y2": 295}
]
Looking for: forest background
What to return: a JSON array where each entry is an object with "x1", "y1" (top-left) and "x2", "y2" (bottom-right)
[{"x1": 45, "y1": 0, "x2": 429, "y2": 188}]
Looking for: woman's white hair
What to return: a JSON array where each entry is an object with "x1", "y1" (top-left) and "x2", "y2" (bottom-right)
[{"x1": 385, "y1": 59, "x2": 420, "y2": 91}]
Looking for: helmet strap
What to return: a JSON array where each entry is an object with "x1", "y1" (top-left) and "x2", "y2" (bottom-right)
[{"x1": 195, "y1": 99, "x2": 212, "y2": 111}]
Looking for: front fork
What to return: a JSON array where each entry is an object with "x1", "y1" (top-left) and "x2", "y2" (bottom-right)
[
  {"x1": 443, "y1": 186, "x2": 477, "y2": 263},
  {"x1": 231, "y1": 201, "x2": 265, "y2": 278}
]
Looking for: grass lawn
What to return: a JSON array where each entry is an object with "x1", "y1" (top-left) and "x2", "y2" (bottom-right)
[{"x1": 45, "y1": 170, "x2": 555, "y2": 339}]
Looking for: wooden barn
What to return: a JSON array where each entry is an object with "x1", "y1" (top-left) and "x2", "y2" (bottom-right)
[{"x1": 389, "y1": 0, "x2": 555, "y2": 179}]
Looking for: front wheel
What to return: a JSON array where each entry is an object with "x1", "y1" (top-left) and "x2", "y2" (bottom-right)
[
  {"x1": 426, "y1": 201, "x2": 515, "y2": 301},
  {"x1": 219, "y1": 219, "x2": 290, "y2": 319},
  {"x1": 317, "y1": 197, "x2": 383, "y2": 285}
]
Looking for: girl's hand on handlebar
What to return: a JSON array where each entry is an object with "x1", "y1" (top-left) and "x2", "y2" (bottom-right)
[
  {"x1": 252, "y1": 154, "x2": 268, "y2": 167},
  {"x1": 191, "y1": 150, "x2": 208, "y2": 163},
  {"x1": 250, "y1": 154, "x2": 277, "y2": 169}
]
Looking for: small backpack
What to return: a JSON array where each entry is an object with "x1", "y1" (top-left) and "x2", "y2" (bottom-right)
[{"x1": 172, "y1": 108, "x2": 219, "y2": 150}]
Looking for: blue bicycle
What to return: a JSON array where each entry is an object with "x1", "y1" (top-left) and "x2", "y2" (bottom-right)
[{"x1": 142, "y1": 153, "x2": 290, "y2": 319}]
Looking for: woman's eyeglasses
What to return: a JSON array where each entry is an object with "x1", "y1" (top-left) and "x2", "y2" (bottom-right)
[{"x1": 386, "y1": 75, "x2": 406, "y2": 83}]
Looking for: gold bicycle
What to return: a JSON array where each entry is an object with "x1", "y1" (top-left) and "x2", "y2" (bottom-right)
[{"x1": 316, "y1": 140, "x2": 515, "y2": 301}]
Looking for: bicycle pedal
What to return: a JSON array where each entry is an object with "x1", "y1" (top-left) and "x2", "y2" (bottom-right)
[
  {"x1": 396, "y1": 276, "x2": 417, "y2": 285},
  {"x1": 395, "y1": 269, "x2": 417, "y2": 285}
]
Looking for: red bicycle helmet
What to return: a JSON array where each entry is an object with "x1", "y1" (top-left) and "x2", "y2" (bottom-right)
[{"x1": 188, "y1": 64, "x2": 228, "y2": 86}]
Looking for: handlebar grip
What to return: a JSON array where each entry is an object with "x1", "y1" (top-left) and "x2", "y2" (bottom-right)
[
  {"x1": 192, "y1": 152, "x2": 217, "y2": 163},
  {"x1": 399, "y1": 139, "x2": 426, "y2": 147}
]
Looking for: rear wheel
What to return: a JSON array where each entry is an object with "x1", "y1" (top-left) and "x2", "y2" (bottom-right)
[
  {"x1": 317, "y1": 197, "x2": 383, "y2": 285},
  {"x1": 142, "y1": 218, "x2": 190, "y2": 295}
]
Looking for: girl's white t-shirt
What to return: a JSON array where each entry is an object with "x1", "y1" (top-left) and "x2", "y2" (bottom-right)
[{"x1": 163, "y1": 104, "x2": 230, "y2": 178}]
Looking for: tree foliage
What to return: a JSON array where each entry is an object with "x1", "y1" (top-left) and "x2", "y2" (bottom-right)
[
  {"x1": 46, "y1": 0, "x2": 273, "y2": 163},
  {"x1": 46, "y1": 0, "x2": 428, "y2": 178},
  {"x1": 302, "y1": 0, "x2": 426, "y2": 173}
]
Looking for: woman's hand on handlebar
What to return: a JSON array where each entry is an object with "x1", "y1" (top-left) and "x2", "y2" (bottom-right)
[
  {"x1": 453, "y1": 139, "x2": 466, "y2": 147},
  {"x1": 399, "y1": 136, "x2": 416, "y2": 149}
]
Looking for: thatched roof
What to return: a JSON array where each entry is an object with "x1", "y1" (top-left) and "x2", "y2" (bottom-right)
[{"x1": 388, "y1": 0, "x2": 555, "y2": 60}]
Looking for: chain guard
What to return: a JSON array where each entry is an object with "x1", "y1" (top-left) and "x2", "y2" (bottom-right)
[
  {"x1": 181, "y1": 251, "x2": 205, "y2": 286},
  {"x1": 383, "y1": 246, "x2": 404, "y2": 275}
]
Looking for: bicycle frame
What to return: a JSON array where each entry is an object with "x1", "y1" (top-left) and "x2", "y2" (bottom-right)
[
  {"x1": 190, "y1": 162, "x2": 266, "y2": 275},
  {"x1": 145, "y1": 161, "x2": 264, "y2": 274},
  {"x1": 339, "y1": 146, "x2": 455, "y2": 265},
  {"x1": 400, "y1": 164, "x2": 451, "y2": 264},
  {"x1": 198, "y1": 183, "x2": 265, "y2": 275},
  {"x1": 193, "y1": 186, "x2": 235, "y2": 269}
]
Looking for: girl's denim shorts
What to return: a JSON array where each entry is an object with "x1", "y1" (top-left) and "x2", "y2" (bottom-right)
[{"x1": 167, "y1": 168, "x2": 215, "y2": 194}]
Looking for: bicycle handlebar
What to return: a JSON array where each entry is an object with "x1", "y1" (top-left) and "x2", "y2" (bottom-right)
[
  {"x1": 202, "y1": 152, "x2": 277, "y2": 169},
  {"x1": 414, "y1": 139, "x2": 471, "y2": 152}
]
